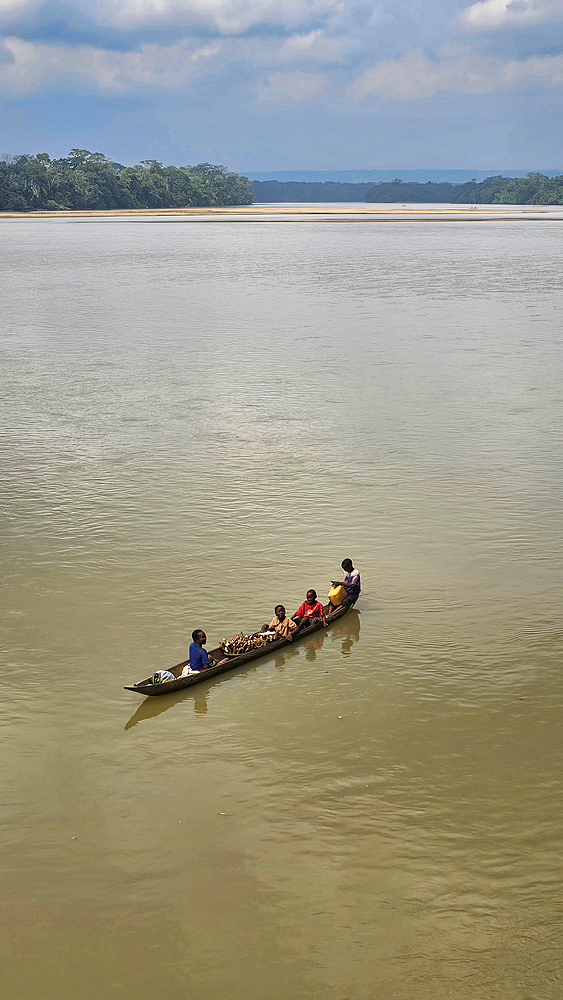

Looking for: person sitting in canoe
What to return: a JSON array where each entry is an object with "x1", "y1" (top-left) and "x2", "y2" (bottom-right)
[
  {"x1": 330, "y1": 558, "x2": 361, "y2": 610},
  {"x1": 189, "y1": 630, "x2": 223, "y2": 672},
  {"x1": 262, "y1": 605, "x2": 298, "y2": 642},
  {"x1": 292, "y1": 590, "x2": 328, "y2": 633}
]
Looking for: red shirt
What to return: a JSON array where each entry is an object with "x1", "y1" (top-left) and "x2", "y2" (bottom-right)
[{"x1": 295, "y1": 599, "x2": 324, "y2": 619}]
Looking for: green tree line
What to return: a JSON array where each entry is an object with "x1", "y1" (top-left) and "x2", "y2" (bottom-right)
[
  {"x1": 0, "y1": 150, "x2": 253, "y2": 211},
  {"x1": 365, "y1": 173, "x2": 563, "y2": 205},
  {"x1": 252, "y1": 180, "x2": 374, "y2": 202}
]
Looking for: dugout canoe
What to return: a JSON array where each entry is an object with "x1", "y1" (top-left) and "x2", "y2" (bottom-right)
[{"x1": 124, "y1": 598, "x2": 357, "y2": 697}]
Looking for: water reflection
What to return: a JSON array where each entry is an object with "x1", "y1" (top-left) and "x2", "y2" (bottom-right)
[
  {"x1": 272, "y1": 645, "x2": 301, "y2": 670},
  {"x1": 302, "y1": 631, "x2": 324, "y2": 661},
  {"x1": 193, "y1": 692, "x2": 208, "y2": 715},
  {"x1": 331, "y1": 609, "x2": 360, "y2": 657},
  {"x1": 124, "y1": 654, "x2": 278, "y2": 728},
  {"x1": 124, "y1": 690, "x2": 189, "y2": 729}
]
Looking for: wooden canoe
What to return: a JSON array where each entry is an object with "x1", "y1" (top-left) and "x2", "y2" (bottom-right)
[{"x1": 124, "y1": 598, "x2": 357, "y2": 697}]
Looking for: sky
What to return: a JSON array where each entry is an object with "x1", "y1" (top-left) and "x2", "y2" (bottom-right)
[{"x1": 1, "y1": 0, "x2": 563, "y2": 170}]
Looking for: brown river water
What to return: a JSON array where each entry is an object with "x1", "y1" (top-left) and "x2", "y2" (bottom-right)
[{"x1": 1, "y1": 212, "x2": 562, "y2": 999}]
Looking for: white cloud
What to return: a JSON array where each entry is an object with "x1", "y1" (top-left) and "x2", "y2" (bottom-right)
[
  {"x1": 0, "y1": 29, "x2": 339, "y2": 94},
  {"x1": 0, "y1": 0, "x2": 27, "y2": 11},
  {"x1": 0, "y1": 35, "x2": 222, "y2": 90},
  {"x1": 189, "y1": 41, "x2": 222, "y2": 59},
  {"x1": 277, "y1": 29, "x2": 350, "y2": 62},
  {"x1": 95, "y1": 0, "x2": 343, "y2": 34},
  {"x1": 458, "y1": 0, "x2": 563, "y2": 30},
  {"x1": 255, "y1": 68, "x2": 326, "y2": 100},
  {"x1": 0, "y1": 0, "x2": 345, "y2": 35},
  {"x1": 0, "y1": 0, "x2": 40, "y2": 19},
  {"x1": 349, "y1": 46, "x2": 563, "y2": 99},
  {"x1": 238, "y1": 29, "x2": 353, "y2": 66}
]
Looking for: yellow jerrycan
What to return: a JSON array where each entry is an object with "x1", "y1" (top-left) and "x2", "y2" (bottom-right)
[{"x1": 328, "y1": 584, "x2": 346, "y2": 607}]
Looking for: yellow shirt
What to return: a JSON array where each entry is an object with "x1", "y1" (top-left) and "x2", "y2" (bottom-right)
[{"x1": 269, "y1": 616, "x2": 297, "y2": 639}]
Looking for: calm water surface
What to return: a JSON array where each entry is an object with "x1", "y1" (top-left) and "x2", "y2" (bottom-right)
[{"x1": 1, "y1": 215, "x2": 562, "y2": 999}]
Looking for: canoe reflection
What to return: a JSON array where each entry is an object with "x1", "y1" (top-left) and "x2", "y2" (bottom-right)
[
  {"x1": 330, "y1": 608, "x2": 360, "y2": 656},
  {"x1": 302, "y1": 631, "x2": 324, "y2": 661},
  {"x1": 124, "y1": 609, "x2": 361, "y2": 729},
  {"x1": 124, "y1": 656, "x2": 270, "y2": 729},
  {"x1": 193, "y1": 693, "x2": 208, "y2": 715}
]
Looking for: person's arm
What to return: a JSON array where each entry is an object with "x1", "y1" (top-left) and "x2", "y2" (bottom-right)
[
  {"x1": 209, "y1": 655, "x2": 228, "y2": 666},
  {"x1": 308, "y1": 603, "x2": 326, "y2": 625},
  {"x1": 332, "y1": 577, "x2": 360, "y2": 591},
  {"x1": 292, "y1": 608, "x2": 307, "y2": 635}
]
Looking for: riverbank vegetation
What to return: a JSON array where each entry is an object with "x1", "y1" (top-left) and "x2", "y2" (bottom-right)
[
  {"x1": 0, "y1": 150, "x2": 253, "y2": 211},
  {"x1": 251, "y1": 180, "x2": 373, "y2": 202},
  {"x1": 365, "y1": 174, "x2": 563, "y2": 204},
  {"x1": 3, "y1": 156, "x2": 562, "y2": 209},
  {"x1": 253, "y1": 174, "x2": 563, "y2": 204}
]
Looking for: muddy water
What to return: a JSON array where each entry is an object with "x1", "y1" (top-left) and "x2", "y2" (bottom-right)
[{"x1": 1, "y1": 215, "x2": 562, "y2": 999}]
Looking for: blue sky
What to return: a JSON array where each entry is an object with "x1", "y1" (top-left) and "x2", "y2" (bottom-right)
[{"x1": 1, "y1": 0, "x2": 562, "y2": 169}]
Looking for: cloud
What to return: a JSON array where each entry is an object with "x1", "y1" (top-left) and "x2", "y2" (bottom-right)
[
  {"x1": 0, "y1": 27, "x2": 341, "y2": 93},
  {"x1": 349, "y1": 45, "x2": 563, "y2": 99},
  {"x1": 0, "y1": 0, "x2": 28, "y2": 11},
  {"x1": 458, "y1": 0, "x2": 563, "y2": 31},
  {"x1": 2, "y1": 0, "x2": 563, "y2": 108},
  {"x1": 277, "y1": 28, "x2": 351, "y2": 62},
  {"x1": 0, "y1": 0, "x2": 347, "y2": 40},
  {"x1": 94, "y1": 0, "x2": 343, "y2": 35},
  {"x1": 1, "y1": 2, "x2": 143, "y2": 52},
  {"x1": 255, "y1": 67, "x2": 326, "y2": 100},
  {"x1": 0, "y1": 34, "x2": 222, "y2": 89}
]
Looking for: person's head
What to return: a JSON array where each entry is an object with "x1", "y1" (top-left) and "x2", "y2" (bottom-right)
[
  {"x1": 192, "y1": 629, "x2": 206, "y2": 645},
  {"x1": 306, "y1": 589, "x2": 317, "y2": 604},
  {"x1": 341, "y1": 559, "x2": 353, "y2": 573},
  {"x1": 274, "y1": 605, "x2": 286, "y2": 620}
]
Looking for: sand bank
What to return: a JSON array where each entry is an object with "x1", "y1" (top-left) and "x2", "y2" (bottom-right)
[{"x1": 1, "y1": 203, "x2": 562, "y2": 221}]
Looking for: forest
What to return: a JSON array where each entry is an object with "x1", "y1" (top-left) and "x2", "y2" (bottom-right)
[
  {"x1": 251, "y1": 180, "x2": 373, "y2": 202},
  {"x1": 0, "y1": 150, "x2": 253, "y2": 211},
  {"x1": 365, "y1": 174, "x2": 563, "y2": 204},
  {"x1": 3, "y1": 157, "x2": 562, "y2": 209}
]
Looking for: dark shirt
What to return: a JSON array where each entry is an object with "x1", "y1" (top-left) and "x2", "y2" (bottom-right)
[{"x1": 189, "y1": 641, "x2": 210, "y2": 672}]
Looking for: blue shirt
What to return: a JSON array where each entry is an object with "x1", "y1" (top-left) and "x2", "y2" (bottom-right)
[{"x1": 189, "y1": 641, "x2": 210, "y2": 672}]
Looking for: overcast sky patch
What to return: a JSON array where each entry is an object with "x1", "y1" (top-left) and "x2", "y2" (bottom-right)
[{"x1": 1, "y1": 0, "x2": 562, "y2": 166}]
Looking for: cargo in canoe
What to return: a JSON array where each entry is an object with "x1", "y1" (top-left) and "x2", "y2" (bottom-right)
[{"x1": 124, "y1": 598, "x2": 357, "y2": 697}]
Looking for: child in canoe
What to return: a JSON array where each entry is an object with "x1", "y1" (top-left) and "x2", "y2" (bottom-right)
[
  {"x1": 262, "y1": 605, "x2": 298, "y2": 641},
  {"x1": 292, "y1": 589, "x2": 328, "y2": 634}
]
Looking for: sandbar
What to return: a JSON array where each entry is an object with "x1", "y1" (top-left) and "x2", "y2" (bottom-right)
[{"x1": 1, "y1": 203, "x2": 562, "y2": 221}]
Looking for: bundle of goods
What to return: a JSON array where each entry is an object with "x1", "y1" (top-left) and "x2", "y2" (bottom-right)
[
  {"x1": 150, "y1": 669, "x2": 175, "y2": 684},
  {"x1": 220, "y1": 631, "x2": 276, "y2": 656}
]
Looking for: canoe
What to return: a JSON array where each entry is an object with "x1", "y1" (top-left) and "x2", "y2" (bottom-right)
[{"x1": 124, "y1": 598, "x2": 357, "y2": 697}]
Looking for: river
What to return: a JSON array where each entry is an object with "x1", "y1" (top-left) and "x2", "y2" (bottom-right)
[{"x1": 1, "y1": 211, "x2": 562, "y2": 999}]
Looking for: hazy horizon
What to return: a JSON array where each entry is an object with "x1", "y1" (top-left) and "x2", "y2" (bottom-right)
[{"x1": 247, "y1": 169, "x2": 563, "y2": 183}]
